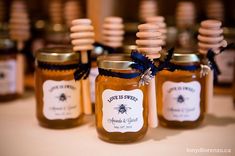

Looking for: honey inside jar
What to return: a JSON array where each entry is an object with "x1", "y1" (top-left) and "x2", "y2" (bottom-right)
[
  {"x1": 0, "y1": 32, "x2": 24, "y2": 102},
  {"x1": 35, "y1": 47, "x2": 83, "y2": 128},
  {"x1": 156, "y1": 52, "x2": 207, "y2": 128},
  {"x1": 95, "y1": 54, "x2": 148, "y2": 143}
]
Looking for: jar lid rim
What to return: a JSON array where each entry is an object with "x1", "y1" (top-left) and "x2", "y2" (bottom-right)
[
  {"x1": 36, "y1": 47, "x2": 80, "y2": 63},
  {"x1": 97, "y1": 54, "x2": 133, "y2": 70},
  {"x1": 161, "y1": 50, "x2": 200, "y2": 63}
]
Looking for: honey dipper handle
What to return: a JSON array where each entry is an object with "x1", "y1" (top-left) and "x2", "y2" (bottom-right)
[
  {"x1": 136, "y1": 23, "x2": 162, "y2": 128},
  {"x1": 82, "y1": 77, "x2": 92, "y2": 114},
  {"x1": 81, "y1": 51, "x2": 88, "y2": 63},
  {"x1": 17, "y1": 41, "x2": 24, "y2": 51},
  {"x1": 148, "y1": 78, "x2": 158, "y2": 128},
  {"x1": 81, "y1": 50, "x2": 92, "y2": 115},
  {"x1": 71, "y1": 19, "x2": 94, "y2": 115}
]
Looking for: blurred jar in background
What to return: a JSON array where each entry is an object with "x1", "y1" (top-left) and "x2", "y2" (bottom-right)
[
  {"x1": 175, "y1": 1, "x2": 197, "y2": 51},
  {"x1": 45, "y1": 23, "x2": 69, "y2": 47},
  {"x1": 215, "y1": 28, "x2": 235, "y2": 87},
  {"x1": 0, "y1": 24, "x2": 24, "y2": 102},
  {"x1": 45, "y1": 0, "x2": 69, "y2": 47}
]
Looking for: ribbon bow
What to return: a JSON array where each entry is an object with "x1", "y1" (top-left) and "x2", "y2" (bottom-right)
[
  {"x1": 130, "y1": 48, "x2": 175, "y2": 86},
  {"x1": 158, "y1": 48, "x2": 175, "y2": 71},
  {"x1": 73, "y1": 63, "x2": 91, "y2": 81},
  {"x1": 74, "y1": 50, "x2": 92, "y2": 81}
]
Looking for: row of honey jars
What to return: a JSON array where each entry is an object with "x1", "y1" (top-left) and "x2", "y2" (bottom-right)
[
  {"x1": 0, "y1": 23, "x2": 24, "y2": 102},
  {"x1": 156, "y1": 52, "x2": 207, "y2": 128},
  {"x1": 35, "y1": 47, "x2": 83, "y2": 128},
  {"x1": 34, "y1": 48, "x2": 208, "y2": 142}
]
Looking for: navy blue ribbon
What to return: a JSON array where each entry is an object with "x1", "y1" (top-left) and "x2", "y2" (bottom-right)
[
  {"x1": 130, "y1": 50, "x2": 158, "y2": 76},
  {"x1": 98, "y1": 68, "x2": 140, "y2": 79},
  {"x1": 168, "y1": 63, "x2": 200, "y2": 71},
  {"x1": 73, "y1": 62, "x2": 90, "y2": 80},
  {"x1": 38, "y1": 61, "x2": 90, "y2": 81},
  {"x1": 38, "y1": 62, "x2": 79, "y2": 70},
  {"x1": 158, "y1": 48, "x2": 175, "y2": 71},
  {"x1": 207, "y1": 43, "x2": 234, "y2": 81},
  {"x1": 98, "y1": 48, "x2": 175, "y2": 79},
  {"x1": 74, "y1": 50, "x2": 91, "y2": 80},
  {"x1": 37, "y1": 50, "x2": 92, "y2": 81}
]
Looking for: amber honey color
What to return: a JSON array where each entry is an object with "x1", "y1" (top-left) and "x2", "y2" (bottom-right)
[
  {"x1": 35, "y1": 47, "x2": 83, "y2": 129},
  {"x1": 156, "y1": 62, "x2": 207, "y2": 128},
  {"x1": 95, "y1": 54, "x2": 148, "y2": 143},
  {"x1": 0, "y1": 35, "x2": 24, "y2": 102},
  {"x1": 0, "y1": 53, "x2": 23, "y2": 101},
  {"x1": 96, "y1": 71, "x2": 148, "y2": 143}
]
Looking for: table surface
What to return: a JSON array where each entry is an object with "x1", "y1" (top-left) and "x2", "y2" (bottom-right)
[{"x1": 0, "y1": 92, "x2": 235, "y2": 156}]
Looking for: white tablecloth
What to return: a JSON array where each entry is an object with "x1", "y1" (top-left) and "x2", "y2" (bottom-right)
[{"x1": 0, "y1": 93, "x2": 234, "y2": 156}]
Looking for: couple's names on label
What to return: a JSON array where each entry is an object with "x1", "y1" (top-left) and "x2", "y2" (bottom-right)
[{"x1": 107, "y1": 117, "x2": 138, "y2": 125}]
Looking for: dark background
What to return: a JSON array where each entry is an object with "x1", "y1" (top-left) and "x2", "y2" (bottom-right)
[{"x1": 1, "y1": 0, "x2": 235, "y2": 26}]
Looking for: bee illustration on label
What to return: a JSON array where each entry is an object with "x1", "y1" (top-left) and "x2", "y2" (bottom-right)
[
  {"x1": 174, "y1": 95, "x2": 189, "y2": 104},
  {"x1": 56, "y1": 93, "x2": 70, "y2": 102},
  {"x1": 114, "y1": 104, "x2": 131, "y2": 114},
  {"x1": 0, "y1": 73, "x2": 5, "y2": 79}
]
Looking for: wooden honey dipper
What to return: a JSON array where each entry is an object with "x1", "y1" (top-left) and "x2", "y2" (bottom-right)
[
  {"x1": 102, "y1": 17, "x2": 124, "y2": 48},
  {"x1": 176, "y1": 1, "x2": 196, "y2": 28},
  {"x1": 198, "y1": 20, "x2": 227, "y2": 54},
  {"x1": 139, "y1": 0, "x2": 158, "y2": 22},
  {"x1": 197, "y1": 19, "x2": 227, "y2": 113},
  {"x1": 146, "y1": 16, "x2": 167, "y2": 46},
  {"x1": 64, "y1": 0, "x2": 82, "y2": 27},
  {"x1": 49, "y1": 0, "x2": 63, "y2": 24},
  {"x1": 136, "y1": 23, "x2": 163, "y2": 127},
  {"x1": 9, "y1": 0, "x2": 30, "y2": 51},
  {"x1": 70, "y1": 19, "x2": 95, "y2": 115},
  {"x1": 206, "y1": 0, "x2": 224, "y2": 21}
]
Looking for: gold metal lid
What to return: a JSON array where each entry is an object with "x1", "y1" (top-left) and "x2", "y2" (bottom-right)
[
  {"x1": 224, "y1": 27, "x2": 235, "y2": 37},
  {"x1": 161, "y1": 51, "x2": 200, "y2": 63},
  {"x1": 123, "y1": 44, "x2": 137, "y2": 54},
  {"x1": 97, "y1": 54, "x2": 133, "y2": 70},
  {"x1": 36, "y1": 47, "x2": 80, "y2": 63}
]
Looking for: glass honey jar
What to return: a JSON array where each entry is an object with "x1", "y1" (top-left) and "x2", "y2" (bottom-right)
[
  {"x1": 0, "y1": 24, "x2": 24, "y2": 102},
  {"x1": 35, "y1": 47, "x2": 83, "y2": 128},
  {"x1": 156, "y1": 52, "x2": 207, "y2": 128},
  {"x1": 95, "y1": 54, "x2": 148, "y2": 143},
  {"x1": 215, "y1": 28, "x2": 235, "y2": 86}
]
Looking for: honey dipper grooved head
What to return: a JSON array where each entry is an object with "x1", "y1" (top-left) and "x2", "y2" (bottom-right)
[
  {"x1": 176, "y1": 1, "x2": 196, "y2": 28},
  {"x1": 136, "y1": 23, "x2": 163, "y2": 59},
  {"x1": 102, "y1": 16, "x2": 124, "y2": 48},
  {"x1": 198, "y1": 19, "x2": 227, "y2": 54},
  {"x1": 49, "y1": 0, "x2": 63, "y2": 24},
  {"x1": 9, "y1": 0, "x2": 30, "y2": 42},
  {"x1": 64, "y1": 0, "x2": 81, "y2": 26},
  {"x1": 206, "y1": 0, "x2": 224, "y2": 21},
  {"x1": 70, "y1": 19, "x2": 95, "y2": 51},
  {"x1": 145, "y1": 16, "x2": 167, "y2": 46},
  {"x1": 139, "y1": 0, "x2": 158, "y2": 22}
]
